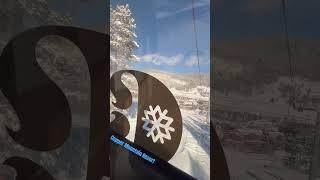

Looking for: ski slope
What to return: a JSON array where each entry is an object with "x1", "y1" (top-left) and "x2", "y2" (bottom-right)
[
  {"x1": 114, "y1": 71, "x2": 211, "y2": 180},
  {"x1": 119, "y1": 100, "x2": 210, "y2": 180},
  {"x1": 169, "y1": 110, "x2": 210, "y2": 180}
]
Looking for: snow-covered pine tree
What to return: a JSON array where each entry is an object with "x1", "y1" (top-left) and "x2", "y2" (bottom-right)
[{"x1": 110, "y1": 4, "x2": 139, "y2": 72}]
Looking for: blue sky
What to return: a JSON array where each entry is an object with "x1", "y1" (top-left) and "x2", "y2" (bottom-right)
[
  {"x1": 48, "y1": 0, "x2": 320, "y2": 74},
  {"x1": 111, "y1": 0, "x2": 210, "y2": 73},
  {"x1": 48, "y1": 0, "x2": 210, "y2": 73}
]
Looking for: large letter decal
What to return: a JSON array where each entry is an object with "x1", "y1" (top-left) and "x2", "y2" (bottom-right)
[
  {"x1": 0, "y1": 26, "x2": 109, "y2": 180},
  {"x1": 110, "y1": 70, "x2": 182, "y2": 161}
]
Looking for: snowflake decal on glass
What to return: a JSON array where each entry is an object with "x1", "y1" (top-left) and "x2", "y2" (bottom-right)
[{"x1": 142, "y1": 105, "x2": 175, "y2": 144}]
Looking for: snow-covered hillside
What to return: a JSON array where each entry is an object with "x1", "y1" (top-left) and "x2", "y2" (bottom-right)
[
  {"x1": 118, "y1": 70, "x2": 210, "y2": 119},
  {"x1": 112, "y1": 99, "x2": 210, "y2": 180}
]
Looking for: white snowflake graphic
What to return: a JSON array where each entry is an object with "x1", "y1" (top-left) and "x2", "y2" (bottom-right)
[{"x1": 142, "y1": 105, "x2": 175, "y2": 144}]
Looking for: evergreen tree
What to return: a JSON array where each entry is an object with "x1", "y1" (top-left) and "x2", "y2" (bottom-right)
[{"x1": 110, "y1": 4, "x2": 139, "y2": 71}]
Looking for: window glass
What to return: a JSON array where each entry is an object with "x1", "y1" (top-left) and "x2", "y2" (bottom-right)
[{"x1": 110, "y1": 1, "x2": 210, "y2": 180}]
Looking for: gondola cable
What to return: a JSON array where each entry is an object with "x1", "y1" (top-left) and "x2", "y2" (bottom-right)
[
  {"x1": 281, "y1": 0, "x2": 296, "y2": 115},
  {"x1": 191, "y1": 0, "x2": 203, "y2": 86}
]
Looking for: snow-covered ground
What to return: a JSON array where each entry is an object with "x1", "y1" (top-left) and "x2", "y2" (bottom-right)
[
  {"x1": 169, "y1": 110, "x2": 210, "y2": 180},
  {"x1": 224, "y1": 148, "x2": 309, "y2": 180},
  {"x1": 211, "y1": 75, "x2": 320, "y2": 180},
  {"x1": 116, "y1": 101, "x2": 210, "y2": 180}
]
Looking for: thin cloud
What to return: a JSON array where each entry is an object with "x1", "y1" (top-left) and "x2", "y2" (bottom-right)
[
  {"x1": 140, "y1": 54, "x2": 183, "y2": 66},
  {"x1": 156, "y1": 0, "x2": 209, "y2": 19},
  {"x1": 185, "y1": 55, "x2": 208, "y2": 67}
]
